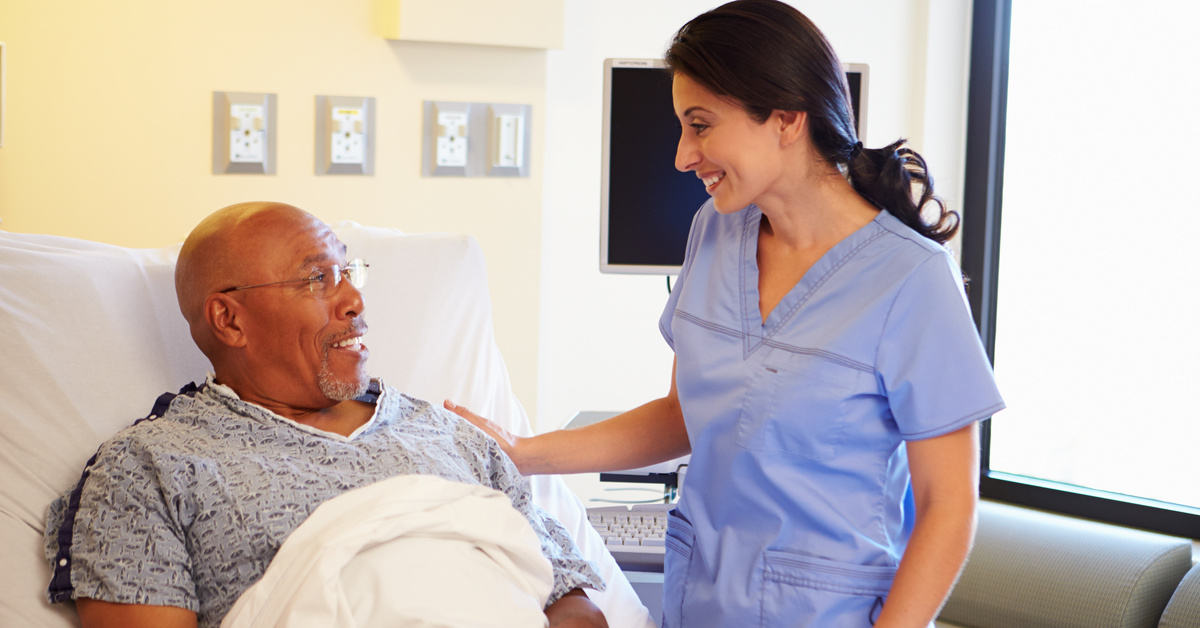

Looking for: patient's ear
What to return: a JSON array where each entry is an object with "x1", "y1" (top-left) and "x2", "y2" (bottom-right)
[{"x1": 205, "y1": 293, "x2": 248, "y2": 348}]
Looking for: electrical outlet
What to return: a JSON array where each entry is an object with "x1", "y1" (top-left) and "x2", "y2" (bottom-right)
[
  {"x1": 213, "y1": 92, "x2": 276, "y2": 174},
  {"x1": 332, "y1": 107, "x2": 365, "y2": 164},
  {"x1": 316, "y1": 95, "x2": 375, "y2": 175},
  {"x1": 229, "y1": 104, "x2": 265, "y2": 163},
  {"x1": 436, "y1": 111, "x2": 468, "y2": 167},
  {"x1": 423, "y1": 101, "x2": 473, "y2": 177}
]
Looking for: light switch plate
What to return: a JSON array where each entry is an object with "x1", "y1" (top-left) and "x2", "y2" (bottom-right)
[
  {"x1": 485, "y1": 103, "x2": 531, "y2": 178},
  {"x1": 212, "y1": 91, "x2": 277, "y2": 174},
  {"x1": 316, "y1": 95, "x2": 375, "y2": 176}
]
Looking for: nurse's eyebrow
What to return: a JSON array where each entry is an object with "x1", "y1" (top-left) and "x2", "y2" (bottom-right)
[{"x1": 683, "y1": 106, "x2": 712, "y2": 117}]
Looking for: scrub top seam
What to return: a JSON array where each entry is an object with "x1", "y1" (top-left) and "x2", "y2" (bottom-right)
[
  {"x1": 758, "y1": 227, "x2": 887, "y2": 350},
  {"x1": 740, "y1": 207, "x2": 761, "y2": 358},
  {"x1": 872, "y1": 251, "x2": 938, "y2": 372},
  {"x1": 760, "y1": 340, "x2": 875, "y2": 374},
  {"x1": 674, "y1": 310, "x2": 743, "y2": 340},
  {"x1": 900, "y1": 401, "x2": 1006, "y2": 441}
]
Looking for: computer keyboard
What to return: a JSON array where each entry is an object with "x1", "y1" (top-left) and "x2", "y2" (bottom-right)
[{"x1": 586, "y1": 503, "x2": 673, "y2": 571}]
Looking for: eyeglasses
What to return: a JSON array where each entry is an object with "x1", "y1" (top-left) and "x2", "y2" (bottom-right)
[{"x1": 219, "y1": 259, "x2": 369, "y2": 297}]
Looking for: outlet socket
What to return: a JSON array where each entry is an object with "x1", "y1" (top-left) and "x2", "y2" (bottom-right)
[
  {"x1": 423, "y1": 101, "x2": 473, "y2": 177},
  {"x1": 316, "y1": 95, "x2": 375, "y2": 176},
  {"x1": 213, "y1": 91, "x2": 277, "y2": 175}
]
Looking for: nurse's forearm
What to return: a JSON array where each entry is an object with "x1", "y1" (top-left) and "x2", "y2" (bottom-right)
[
  {"x1": 872, "y1": 496, "x2": 975, "y2": 627},
  {"x1": 874, "y1": 424, "x2": 979, "y2": 627},
  {"x1": 515, "y1": 395, "x2": 690, "y2": 475}
]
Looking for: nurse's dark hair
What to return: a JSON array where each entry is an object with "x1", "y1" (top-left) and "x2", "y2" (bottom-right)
[{"x1": 665, "y1": 0, "x2": 958, "y2": 244}]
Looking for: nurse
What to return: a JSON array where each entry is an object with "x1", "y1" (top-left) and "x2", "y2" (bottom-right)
[{"x1": 447, "y1": 1, "x2": 1004, "y2": 626}]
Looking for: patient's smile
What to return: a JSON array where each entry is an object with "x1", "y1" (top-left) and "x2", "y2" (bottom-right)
[{"x1": 333, "y1": 336, "x2": 365, "y2": 350}]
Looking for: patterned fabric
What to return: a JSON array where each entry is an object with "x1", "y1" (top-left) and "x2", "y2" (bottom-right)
[
  {"x1": 938, "y1": 501, "x2": 1191, "y2": 628},
  {"x1": 1160, "y1": 562, "x2": 1200, "y2": 628},
  {"x1": 44, "y1": 377, "x2": 603, "y2": 628}
]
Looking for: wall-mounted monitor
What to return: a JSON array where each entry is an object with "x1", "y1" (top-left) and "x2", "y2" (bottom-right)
[{"x1": 599, "y1": 58, "x2": 869, "y2": 275}]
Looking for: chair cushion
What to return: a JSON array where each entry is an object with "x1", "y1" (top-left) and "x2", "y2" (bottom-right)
[
  {"x1": 939, "y1": 500, "x2": 1192, "y2": 628},
  {"x1": 1159, "y1": 561, "x2": 1200, "y2": 628}
]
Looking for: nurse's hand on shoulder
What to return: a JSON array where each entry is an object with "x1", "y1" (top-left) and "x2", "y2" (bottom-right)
[{"x1": 444, "y1": 400, "x2": 523, "y2": 458}]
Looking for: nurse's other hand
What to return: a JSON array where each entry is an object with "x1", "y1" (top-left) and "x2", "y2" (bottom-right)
[{"x1": 444, "y1": 400, "x2": 522, "y2": 457}]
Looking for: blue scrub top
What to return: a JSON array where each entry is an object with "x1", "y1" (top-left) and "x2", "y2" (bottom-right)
[{"x1": 659, "y1": 202, "x2": 1004, "y2": 627}]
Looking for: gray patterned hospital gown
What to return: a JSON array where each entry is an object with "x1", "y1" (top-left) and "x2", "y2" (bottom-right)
[{"x1": 45, "y1": 377, "x2": 603, "y2": 628}]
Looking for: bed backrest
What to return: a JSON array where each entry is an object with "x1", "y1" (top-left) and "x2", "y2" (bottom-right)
[{"x1": 0, "y1": 223, "x2": 572, "y2": 627}]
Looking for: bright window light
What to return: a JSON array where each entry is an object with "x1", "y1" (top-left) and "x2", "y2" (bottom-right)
[{"x1": 989, "y1": 1, "x2": 1200, "y2": 509}]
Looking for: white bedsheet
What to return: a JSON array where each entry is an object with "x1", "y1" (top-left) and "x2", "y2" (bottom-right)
[{"x1": 221, "y1": 475, "x2": 555, "y2": 628}]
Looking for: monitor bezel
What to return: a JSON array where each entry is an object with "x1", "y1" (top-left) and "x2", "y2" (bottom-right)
[{"x1": 599, "y1": 59, "x2": 678, "y2": 275}]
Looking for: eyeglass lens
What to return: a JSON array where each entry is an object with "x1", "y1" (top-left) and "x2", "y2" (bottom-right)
[{"x1": 311, "y1": 259, "x2": 368, "y2": 296}]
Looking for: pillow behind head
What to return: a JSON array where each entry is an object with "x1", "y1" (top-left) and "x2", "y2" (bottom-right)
[{"x1": 0, "y1": 231, "x2": 211, "y2": 627}]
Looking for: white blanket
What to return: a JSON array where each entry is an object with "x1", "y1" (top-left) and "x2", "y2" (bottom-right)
[{"x1": 221, "y1": 475, "x2": 555, "y2": 628}]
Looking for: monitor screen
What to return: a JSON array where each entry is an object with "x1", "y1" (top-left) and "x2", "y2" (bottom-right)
[{"x1": 599, "y1": 59, "x2": 869, "y2": 275}]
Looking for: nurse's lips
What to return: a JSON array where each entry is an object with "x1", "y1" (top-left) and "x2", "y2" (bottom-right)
[{"x1": 701, "y1": 171, "x2": 726, "y2": 192}]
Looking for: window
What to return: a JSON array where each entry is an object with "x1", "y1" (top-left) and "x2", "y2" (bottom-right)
[{"x1": 962, "y1": 0, "x2": 1200, "y2": 537}]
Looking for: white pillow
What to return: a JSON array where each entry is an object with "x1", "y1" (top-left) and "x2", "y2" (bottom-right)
[{"x1": 0, "y1": 223, "x2": 652, "y2": 628}]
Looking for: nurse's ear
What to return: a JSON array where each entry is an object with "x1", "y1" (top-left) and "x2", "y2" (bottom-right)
[{"x1": 775, "y1": 110, "x2": 808, "y2": 147}]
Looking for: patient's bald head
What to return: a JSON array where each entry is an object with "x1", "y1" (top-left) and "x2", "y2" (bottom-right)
[
  {"x1": 175, "y1": 202, "x2": 329, "y2": 354},
  {"x1": 176, "y1": 201, "x2": 371, "y2": 418}
]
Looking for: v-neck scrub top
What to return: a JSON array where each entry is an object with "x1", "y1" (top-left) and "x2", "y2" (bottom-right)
[{"x1": 658, "y1": 202, "x2": 1004, "y2": 627}]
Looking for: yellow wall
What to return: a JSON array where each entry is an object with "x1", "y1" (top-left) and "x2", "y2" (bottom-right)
[{"x1": 0, "y1": 0, "x2": 547, "y2": 421}]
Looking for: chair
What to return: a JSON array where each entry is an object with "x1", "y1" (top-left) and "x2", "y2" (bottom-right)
[{"x1": 937, "y1": 500, "x2": 1192, "y2": 628}]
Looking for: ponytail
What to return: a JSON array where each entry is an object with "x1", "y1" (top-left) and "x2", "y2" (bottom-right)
[{"x1": 845, "y1": 139, "x2": 959, "y2": 244}]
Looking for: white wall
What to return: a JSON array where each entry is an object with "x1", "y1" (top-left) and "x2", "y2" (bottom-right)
[{"x1": 536, "y1": 0, "x2": 973, "y2": 431}]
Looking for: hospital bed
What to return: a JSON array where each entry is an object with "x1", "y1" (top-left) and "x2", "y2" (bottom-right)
[{"x1": 0, "y1": 223, "x2": 656, "y2": 627}]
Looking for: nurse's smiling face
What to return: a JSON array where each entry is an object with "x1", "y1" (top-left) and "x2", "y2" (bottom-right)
[{"x1": 673, "y1": 73, "x2": 790, "y2": 214}]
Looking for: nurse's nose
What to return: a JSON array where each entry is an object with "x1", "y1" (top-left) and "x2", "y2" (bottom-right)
[{"x1": 676, "y1": 131, "x2": 700, "y2": 173}]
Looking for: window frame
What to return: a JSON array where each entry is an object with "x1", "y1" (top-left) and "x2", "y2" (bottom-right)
[{"x1": 961, "y1": 0, "x2": 1200, "y2": 538}]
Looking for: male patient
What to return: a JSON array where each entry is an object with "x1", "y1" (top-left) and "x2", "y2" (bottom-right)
[{"x1": 43, "y1": 202, "x2": 606, "y2": 628}]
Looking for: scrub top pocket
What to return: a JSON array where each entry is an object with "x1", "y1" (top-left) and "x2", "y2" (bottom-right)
[
  {"x1": 760, "y1": 550, "x2": 895, "y2": 628},
  {"x1": 662, "y1": 510, "x2": 695, "y2": 628},
  {"x1": 734, "y1": 351, "x2": 858, "y2": 461}
]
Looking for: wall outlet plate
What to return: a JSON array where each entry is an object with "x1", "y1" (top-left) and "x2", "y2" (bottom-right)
[
  {"x1": 422, "y1": 101, "x2": 474, "y2": 177},
  {"x1": 212, "y1": 91, "x2": 277, "y2": 175},
  {"x1": 316, "y1": 95, "x2": 375, "y2": 176},
  {"x1": 422, "y1": 101, "x2": 531, "y2": 178}
]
